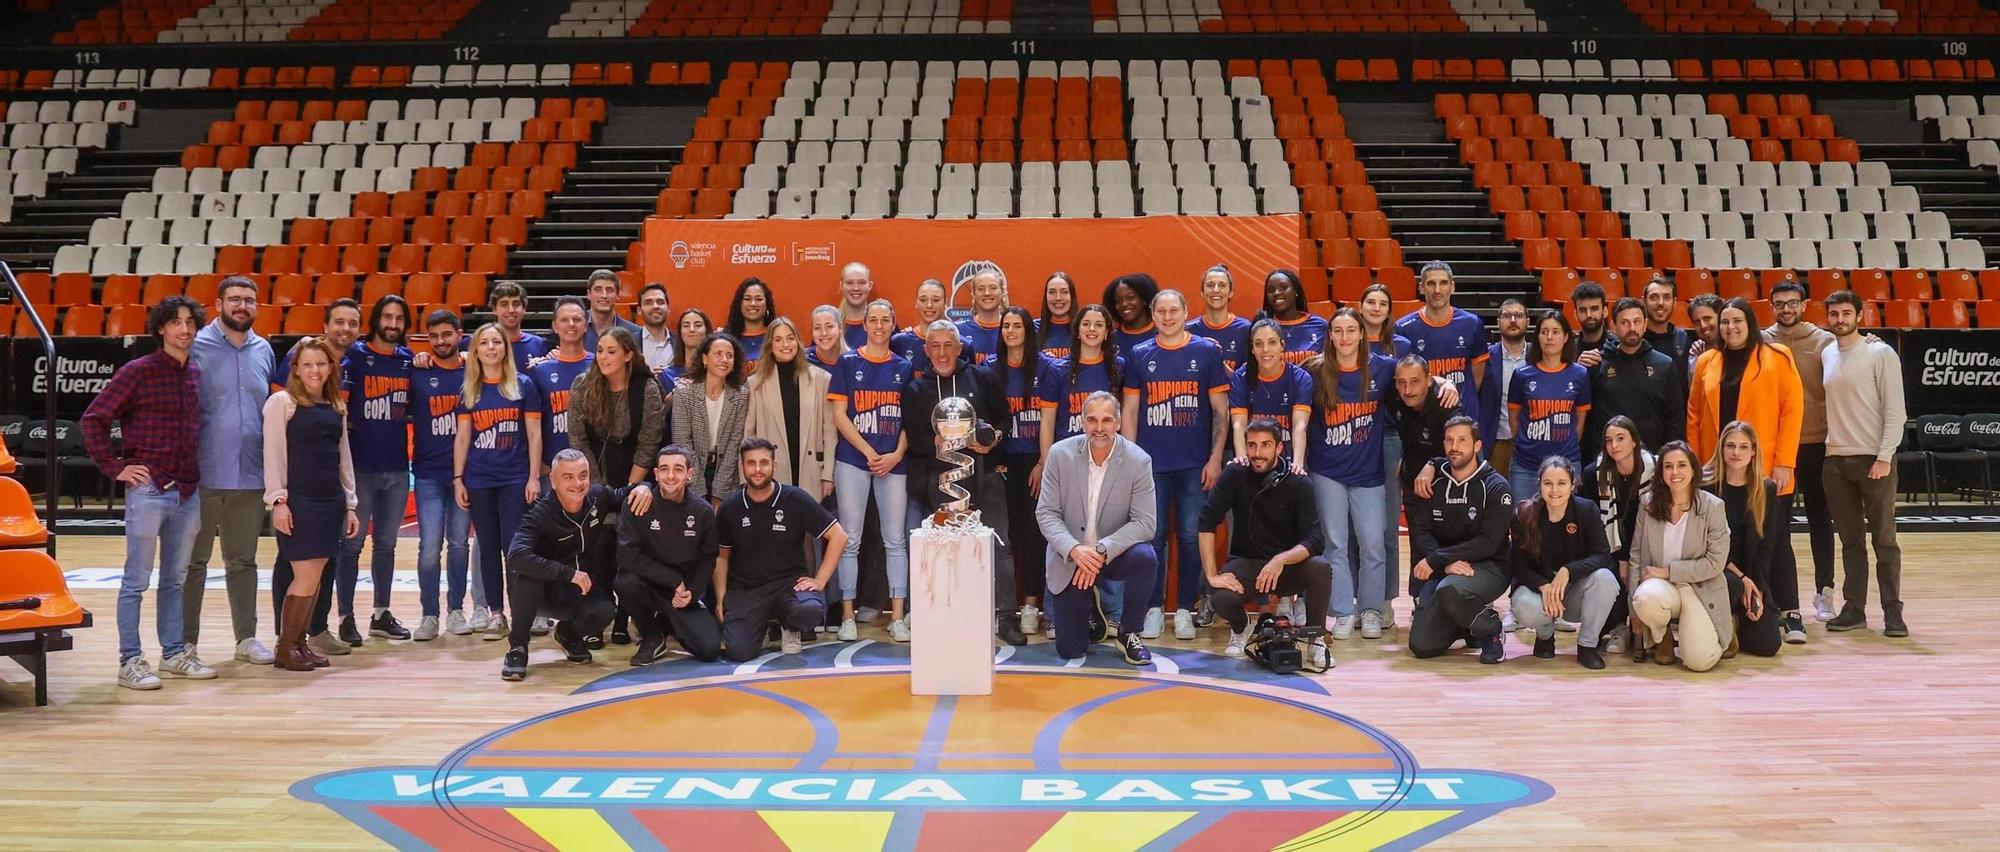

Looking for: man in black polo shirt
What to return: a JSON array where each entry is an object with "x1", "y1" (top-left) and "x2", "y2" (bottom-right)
[
  {"x1": 1199, "y1": 418, "x2": 1332, "y2": 665},
  {"x1": 616, "y1": 444, "x2": 722, "y2": 666},
  {"x1": 716, "y1": 437, "x2": 848, "y2": 662},
  {"x1": 503, "y1": 449, "x2": 653, "y2": 681}
]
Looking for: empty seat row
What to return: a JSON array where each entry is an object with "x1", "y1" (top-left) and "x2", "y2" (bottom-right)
[
  {"x1": 3, "y1": 100, "x2": 137, "y2": 125},
  {"x1": 1627, "y1": 210, "x2": 1954, "y2": 242},
  {"x1": 1588, "y1": 159, "x2": 1893, "y2": 189},
  {"x1": 1566, "y1": 135, "x2": 1858, "y2": 166},
  {"x1": 1674, "y1": 238, "x2": 1986, "y2": 271},
  {"x1": 734, "y1": 182, "x2": 1294, "y2": 219},
  {"x1": 1610, "y1": 185, "x2": 1925, "y2": 216},
  {"x1": 4, "y1": 122, "x2": 112, "y2": 150}
]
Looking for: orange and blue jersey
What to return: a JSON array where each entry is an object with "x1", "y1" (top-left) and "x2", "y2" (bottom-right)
[
  {"x1": 525, "y1": 349, "x2": 593, "y2": 465},
  {"x1": 827, "y1": 348, "x2": 913, "y2": 473},
  {"x1": 1122, "y1": 334, "x2": 1231, "y2": 473},
  {"x1": 1036, "y1": 354, "x2": 1122, "y2": 441},
  {"x1": 1306, "y1": 353, "x2": 1396, "y2": 487},
  {"x1": 1507, "y1": 362, "x2": 1593, "y2": 469},
  {"x1": 956, "y1": 317, "x2": 1002, "y2": 365},
  {"x1": 343, "y1": 340, "x2": 411, "y2": 473},
  {"x1": 1190, "y1": 314, "x2": 1252, "y2": 373},
  {"x1": 1038, "y1": 318, "x2": 1072, "y2": 359},
  {"x1": 408, "y1": 356, "x2": 464, "y2": 481},
  {"x1": 737, "y1": 330, "x2": 766, "y2": 373},
  {"x1": 889, "y1": 326, "x2": 927, "y2": 364},
  {"x1": 1368, "y1": 333, "x2": 1414, "y2": 359},
  {"x1": 1000, "y1": 354, "x2": 1055, "y2": 455},
  {"x1": 1273, "y1": 313, "x2": 1330, "y2": 367},
  {"x1": 1229, "y1": 362, "x2": 1314, "y2": 436},
  {"x1": 1113, "y1": 322, "x2": 1156, "y2": 358},
  {"x1": 1396, "y1": 307, "x2": 1488, "y2": 425},
  {"x1": 843, "y1": 316, "x2": 868, "y2": 350},
  {"x1": 456, "y1": 374, "x2": 543, "y2": 490}
]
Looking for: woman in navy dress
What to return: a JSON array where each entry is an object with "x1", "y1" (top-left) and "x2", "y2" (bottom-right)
[{"x1": 263, "y1": 336, "x2": 358, "y2": 672}]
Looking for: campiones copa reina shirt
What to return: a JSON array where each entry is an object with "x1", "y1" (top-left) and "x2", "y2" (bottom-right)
[
  {"x1": 456, "y1": 375, "x2": 543, "y2": 490},
  {"x1": 1229, "y1": 361, "x2": 1315, "y2": 434},
  {"x1": 1275, "y1": 313, "x2": 1330, "y2": 366},
  {"x1": 1038, "y1": 317, "x2": 1072, "y2": 359},
  {"x1": 827, "y1": 348, "x2": 914, "y2": 474},
  {"x1": 1396, "y1": 307, "x2": 1489, "y2": 425},
  {"x1": 1189, "y1": 314, "x2": 1251, "y2": 373},
  {"x1": 1307, "y1": 353, "x2": 1397, "y2": 487},
  {"x1": 1507, "y1": 362, "x2": 1593, "y2": 469},
  {"x1": 1122, "y1": 334, "x2": 1230, "y2": 474},
  {"x1": 408, "y1": 357, "x2": 464, "y2": 481},
  {"x1": 1036, "y1": 354, "x2": 1122, "y2": 442},
  {"x1": 1001, "y1": 354, "x2": 1055, "y2": 456},
  {"x1": 343, "y1": 341, "x2": 412, "y2": 473},
  {"x1": 525, "y1": 350, "x2": 593, "y2": 465}
]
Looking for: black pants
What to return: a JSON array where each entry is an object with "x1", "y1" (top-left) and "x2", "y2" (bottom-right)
[
  {"x1": 270, "y1": 554, "x2": 336, "y2": 636},
  {"x1": 1408, "y1": 563, "x2": 1508, "y2": 658},
  {"x1": 1209, "y1": 556, "x2": 1332, "y2": 633},
  {"x1": 507, "y1": 574, "x2": 617, "y2": 648},
  {"x1": 914, "y1": 462, "x2": 1018, "y2": 610},
  {"x1": 1726, "y1": 571, "x2": 1782, "y2": 657},
  {"x1": 1049, "y1": 543, "x2": 1157, "y2": 660},
  {"x1": 1794, "y1": 442, "x2": 1837, "y2": 592},
  {"x1": 1000, "y1": 453, "x2": 1046, "y2": 605},
  {"x1": 1768, "y1": 494, "x2": 1801, "y2": 612},
  {"x1": 614, "y1": 573, "x2": 723, "y2": 661},
  {"x1": 722, "y1": 580, "x2": 826, "y2": 662}
]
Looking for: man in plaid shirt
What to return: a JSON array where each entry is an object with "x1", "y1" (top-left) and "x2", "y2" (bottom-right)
[{"x1": 82, "y1": 295, "x2": 216, "y2": 690}]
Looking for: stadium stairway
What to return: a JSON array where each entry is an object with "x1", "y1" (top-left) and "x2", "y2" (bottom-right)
[
  {"x1": 1866, "y1": 141, "x2": 2000, "y2": 263},
  {"x1": 1523, "y1": 0, "x2": 1653, "y2": 33},
  {"x1": 1355, "y1": 140, "x2": 1531, "y2": 314},
  {"x1": 508, "y1": 142, "x2": 680, "y2": 315},
  {"x1": 0, "y1": 149, "x2": 179, "y2": 270},
  {"x1": 447, "y1": 0, "x2": 570, "y2": 41}
]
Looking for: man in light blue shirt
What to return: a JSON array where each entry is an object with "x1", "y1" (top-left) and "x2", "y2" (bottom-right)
[{"x1": 184, "y1": 275, "x2": 276, "y2": 667}]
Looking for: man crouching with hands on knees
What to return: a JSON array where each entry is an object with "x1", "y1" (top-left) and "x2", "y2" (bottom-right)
[
  {"x1": 616, "y1": 444, "x2": 724, "y2": 666},
  {"x1": 1199, "y1": 418, "x2": 1333, "y2": 665},
  {"x1": 716, "y1": 437, "x2": 847, "y2": 662},
  {"x1": 1407, "y1": 416, "x2": 1514, "y2": 664},
  {"x1": 503, "y1": 449, "x2": 654, "y2": 681},
  {"x1": 1035, "y1": 391, "x2": 1159, "y2": 666}
]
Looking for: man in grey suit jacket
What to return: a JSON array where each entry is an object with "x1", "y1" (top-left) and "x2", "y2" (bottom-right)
[{"x1": 1036, "y1": 391, "x2": 1159, "y2": 665}]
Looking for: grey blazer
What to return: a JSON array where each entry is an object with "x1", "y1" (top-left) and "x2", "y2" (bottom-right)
[
  {"x1": 1627, "y1": 488, "x2": 1734, "y2": 649},
  {"x1": 670, "y1": 380, "x2": 750, "y2": 500},
  {"x1": 1035, "y1": 433, "x2": 1157, "y2": 595}
]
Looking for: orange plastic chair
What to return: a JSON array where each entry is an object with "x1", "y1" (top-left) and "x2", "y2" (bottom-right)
[
  {"x1": 99, "y1": 274, "x2": 142, "y2": 307},
  {"x1": 467, "y1": 243, "x2": 506, "y2": 276},
  {"x1": 60, "y1": 305, "x2": 105, "y2": 336},
  {"x1": 1881, "y1": 300, "x2": 1925, "y2": 328},
  {"x1": 1930, "y1": 300, "x2": 1970, "y2": 329},
  {"x1": 0, "y1": 548, "x2": 90, "y2": 703}
]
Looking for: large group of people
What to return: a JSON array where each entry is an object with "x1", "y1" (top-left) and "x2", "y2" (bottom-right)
[{"x1": 81, "y1": 259, "x2": 1911, "y2": 688}]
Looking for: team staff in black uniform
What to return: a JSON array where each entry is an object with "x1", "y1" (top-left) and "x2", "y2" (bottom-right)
[
  {"x1": 502, "y1": 449, "x2": 653, "y2": 681},
  {"x1": 716, "y1": 437, "x2": 849, "y2": 662},
  {"x1": 1585, "y1": 297, "x2": 1686, "y2": 456},
  {"x1": 1198, "y1": 418, "x2": 1332, "y2": 663},
  {"x1": 1407, "y1": 416, "x2": 1514, "y2": 664},
  {"x1": 615, "y1": 444, "x2": 724, "y2": 665}
]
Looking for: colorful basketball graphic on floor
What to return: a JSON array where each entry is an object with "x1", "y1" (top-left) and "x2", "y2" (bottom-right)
[{"x1": 294, "y1": 647, "x2": 1551, "y2": 850}]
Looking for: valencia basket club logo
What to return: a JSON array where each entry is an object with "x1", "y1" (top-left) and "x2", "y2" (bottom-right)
[{"x1": 294, "y1": 652, "x2": 1550, "y2": 850}]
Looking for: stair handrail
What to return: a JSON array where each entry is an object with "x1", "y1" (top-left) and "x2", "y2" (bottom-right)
[{"x1": 1, "y1": 260, "x2": 59, "y2": 556}]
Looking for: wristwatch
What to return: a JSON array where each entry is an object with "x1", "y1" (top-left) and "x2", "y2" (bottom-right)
[{"x1": 1093, "y1": 542, "x2": 1108, "y2": 557}]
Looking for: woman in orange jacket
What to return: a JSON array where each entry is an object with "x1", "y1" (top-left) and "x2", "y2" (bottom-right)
[{"x1": 1687, "y1": 297, "x2": 1806, "y2": 642}]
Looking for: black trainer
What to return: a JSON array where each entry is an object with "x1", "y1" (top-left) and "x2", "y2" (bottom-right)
[
  {"x1": 583, "y1": 633, "x2": 606, "y2": 651},
  {"x1": 1533, "y1": 636, "x2": 1556, "y2": 659},
  {"x1": 610, "y1": 619, "x2": 632, "y2": 645},
  {"x1": 1782, "y1": 612, "x2": 1807, "y2": 644},
  {"x1": 339, "y1": 615, "x2": 364, "y2": 646},
  {"x1": 501, "y1": 646, "x2": 528, "y2": 681},
  {"x1": 1884, "y1": 609, "x2": 1909, "y2": 638},
  {"x1": 1119, "y1": 633, "x2": 1153, "y2": 666},
  {"x1": 1826, "y1": 604, "x2": 1868, "y2": 632},
  {"x1": 552, "y1": 621, "x2": 592, "y2": 663},
  {"x1": 1479, "y1": 634, "x2": 1505, "y2": 664},
  {"x1": 370, "y1": 611, "x2": 411, "y2": 640},
  {"x1": 629, "y1": 637, "x2": 668, "y2": 667},
  {"x1": 998, "y1": 612, "x2": 1028, "y2": 646},
  {"x1": 1193, "y1": 594, "x2": 1216, "y2": 628},
  {"x1": 1577, "y1": 645, "x2": 1605, "y2": 670},
  {"x1": 1468, "y1": 606, "x2": 1502, "y2": 641}
]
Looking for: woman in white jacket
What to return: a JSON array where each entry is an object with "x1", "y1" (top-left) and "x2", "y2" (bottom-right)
[{"x1": 1626, "y1": 440, "x2": 1734, "y2": 671}]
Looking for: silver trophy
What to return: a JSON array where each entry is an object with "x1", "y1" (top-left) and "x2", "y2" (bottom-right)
[{"x1": 929, "y1": 395, "x2": 980, "y2": 528}]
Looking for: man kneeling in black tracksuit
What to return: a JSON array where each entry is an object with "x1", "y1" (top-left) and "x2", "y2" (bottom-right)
[
  {"x1": 616, "y1": 444, "x2": 723, "y2": 665},
  {"x1": 504, "y1": 449, "x2": 653, "y2": 681},
  {"x1": 1408, "y1": 416, "x2": 1514, "y2": 664},
  {"x1": 717, "y1": 437, "x2": 848, "y2": 663},
  {"x1": 1199, "y1": 418, "x2": 1332, "y2": 666}
]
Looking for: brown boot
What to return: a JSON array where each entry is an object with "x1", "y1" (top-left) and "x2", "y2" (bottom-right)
[
  {"x1": 1722, "y1": 632, "x2": 1739, "y2": 660},
  {"x1": 275, "y1": 594, "x2": 318, "y2": 672},
  {"x1": 1652, "y1": 626, "x2": 1677, "y2": 665}
]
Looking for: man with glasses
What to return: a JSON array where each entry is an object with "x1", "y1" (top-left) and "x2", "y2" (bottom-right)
[
  {"x1": 1475, "y1": 298, "x2": 1530, "y2": 474},
  {"x1": 184, "y1": 276, "x2": 275, "y2": 667},
  {"x1": 1765, "y1": 281, "x2": 1837, "y2": 636}
]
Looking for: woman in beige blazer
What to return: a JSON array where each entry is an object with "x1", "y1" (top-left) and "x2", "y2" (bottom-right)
[
  {"x1": 670, "y1": 332, "x2": 751, "y2": 502},
  {"x1": 745, "y1": 317, "x2": 836, "y2": 497},
  {"x1": 1627, "y1": 440, "x2": 1734, "y2": 672}
]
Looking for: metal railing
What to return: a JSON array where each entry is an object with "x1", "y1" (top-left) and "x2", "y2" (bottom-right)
[{"x1": 1, "y1": 260, "x2": 59, "y2": 556}]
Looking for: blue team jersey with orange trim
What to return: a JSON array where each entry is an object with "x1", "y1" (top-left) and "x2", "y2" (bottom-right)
[
  {"x1": 737, "y1": 331, "x2": 766, "y2": 372},
  {"x1": 1507, "y1": 362, "x2": 1592, "y2": 469},
  {"x1": 843, "y1": 317, "x2": 868, "y2": 350},
  {"x1": 828, "y1": 348, "x2": 914, "y2": 473},
  {"x1": 343, "y1": 341, "x2": 411, "y2": 473},
  {"x1": 525, "y1": 350, "x2": 593, "y2": 465},
  {"x1": 456, "y1": 375, "x2": 542, "y2": 490},
  {"x1": 1038, "y1": 318, "x2": 1072, "y2": 360},
  {"x1": 1190, "y1": 315, "x2": 1252, "y2": 373},
  {"x1": 1037, "y1": 354, "x2": 1121, "y2": 442},
  {"x1": 1122, "y1": 334, "x2": 1231, "y2": 473},
  {"x1": 408, "y1": 358, "x2": 464, "y2": 481},
  {"x1": 956, "y1": 317, "x2": 1002, "y2": 365},
  {"x1": 1306, "y1": 354, "x2": 1396, "y2": 487},
  {"x1": 1000, "y1": 354, "x2": 1055, "y2": 455},
  {"x1": 1229, "y1": 362, "x2": 1315, "y2": 436},
  {"x1": 1274, "y1": 314, "x2": 1330, "y2": 366},
  {"x1": 1113, "y1": 323, "x2": 1156, "y2": 358},
  {"x1": 1395, "y1": 308, "x2": 1488, "y2": 424}
]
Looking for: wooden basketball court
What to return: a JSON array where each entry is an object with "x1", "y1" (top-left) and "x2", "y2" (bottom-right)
[{"x1": 5, "y1": 530, "x2": 1998, "y2": 848}]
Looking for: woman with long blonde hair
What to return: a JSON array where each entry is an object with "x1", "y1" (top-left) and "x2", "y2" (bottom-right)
[
  {"x1": 454, "y1": 322, "x2": 545, "y2": 641},
  {"x1": 1707, "y1": 420, "x2": 1783, "y2": 657},
  {"x1": 747, "y1": 316, "x2": 837, "y2": 496},
  {"x1": 262, "y1": 336, "x2": 359, "y2": 671}
]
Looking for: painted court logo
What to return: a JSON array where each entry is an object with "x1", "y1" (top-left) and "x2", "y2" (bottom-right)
[{"x1": 294, "y1": 651, "x2": 1550, "y2": 849}]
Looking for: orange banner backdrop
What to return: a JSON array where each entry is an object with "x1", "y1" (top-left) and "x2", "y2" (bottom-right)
[{"x1": 642, "y1": 214, "x2": 1301, "y2": 319}]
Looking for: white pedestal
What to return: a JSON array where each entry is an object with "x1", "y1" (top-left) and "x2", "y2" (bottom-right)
[{"x1": 909, "y1": 526, "x2": 995, "y2": 696}]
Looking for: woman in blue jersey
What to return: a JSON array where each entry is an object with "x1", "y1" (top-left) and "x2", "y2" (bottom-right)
[
  {"x1": 1506, "y1": 309, "x2": 1592, "y2": 502},
  {"x1": 1036, "y1": 303, "x2": 1123, "y2": 456},
  {"x1": 829, "y1": 298, "x2": 916, "y2": 642},
  {"x1": 1359, "y1": 281, "x2": 1413, "y2": 623},
  {"x1": 453, "y1": 323, "x2": 544, "y2": 642},
  {"x1": 662, "y1": 306, "x2": 711, "y2": 388},
  {"x1": 725, "y1": 276, "x2": 776, "y2": 371},
  {"x1": 993, "y1": 306, "x2": 1052, "y2": 634},
  {"x1": 1102, "y1": 272, "x2": 1158, "y2": 354},
  {"x1": 1261, "y1": 268, "x2": 1329, "y2": 367},
  {"x1": 1306, "y1": 308, "x2": 1396, "y2": 641},
  {"x1": 1230, "y1": 319, "x2": 1312, "y2": 472},
  {"x1": 1039, "y1": 271, "x2": 1077, "y2": 359},
  {"x1": 1358, "y1": 283, "x2": 1412, "y2": 358},
  {"x1": 891, "y1": 278, "x2": 949, "y2": 365},
  {"x1": 806, "y1": 304, "x2": 847, "y2": 371},
  {"x1": 1192, "y1": 264, "x2": 1252, "y2": 372}
]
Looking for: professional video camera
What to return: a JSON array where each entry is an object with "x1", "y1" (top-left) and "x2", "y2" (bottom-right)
[{"x1": 1243, "y1": 612, "x2": 1330, "y2": 674}]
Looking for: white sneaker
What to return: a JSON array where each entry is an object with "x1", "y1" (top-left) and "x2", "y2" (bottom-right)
[
  {"x1": 1308, "y1": 641, "x2": 1335, "y2": 670},
  {"x1": 1173, "y1": 609, "x2": 1196, "y2": 640},
  {"x1": 889, "y1": 618, "x2": 911, "y2": 642},
  {"x1": 1224, "y1": 624, "x2": 1253, "y2": 657},
  {"x1": 447, "y1": 610, "x2": 471, "y2": 635},
  {"x1": 468, "y1": 606, "x2": 491, "y2": 631},
  {"x1": 159, "y1": 650, "x2": 217, "y2": 680},
  {"x1": 530, "y1": 616, "x2": 553, "y2": 636},
  {"x1": 414, "y1": 615, "x2": 440, "y2": 641},
  {"x1": 234, "y1": 638, "x2": 275, "y2": 665},
  {"x1": 1020, "y1": 604, "x2": 1042, "y2": 634},
  {"x1": 1331, "y1": 615, "x2": 1354, "y2": 640},
  {"x1": 780, "y1": 628, "x2": 804, "y2": 655},
  {"x1": 485, "y1": 614, "x2": 509, "y2": 641},
  {"x1": 1814, "y1": 587, "x2": 1837, "y2": 622},
  {"x1": 1141, "y1": 607, "x2": 1165, "y2": 639},
  {"x1": 837, "y1": 618, "x2": 859, "y2": 641},
  {"x1": 1359, "y1": 610, "x2": 1383, "y2": 640},
  {"x1": 308, "y1": 631, "x2": 352, "y2": 656},
  {"x1": 1553, "y1": 618, "x2": 1580, "y2": 633},
  {"x1": 1283, "y1": 597, "x2": 1304, "y2": 625},
  {"x1": 1045, "y1": 622, "x2": 1056, "y2": 640},
  {"x1": 1502, "y1": 610, "x2": 1521, "y2": 632},
  {"x1": 119, "y1": 657, "x2": 162, "y2": 690},
  {"x1": 1380, "y1": 608, "x2": 1398, "y2": 630},
  {"x1": 1604, "y1": 628, "x2": 1627, "y2": 656}
]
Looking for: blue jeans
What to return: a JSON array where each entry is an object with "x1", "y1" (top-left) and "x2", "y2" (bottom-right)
[
  {"x1": 467, "y1": 484, "x2": 527, "y2": 612},
  {"x1": 414, "y1": 476, "x2": 470, "y2": 617},
  {"x1": 339, "y1": 469, "x2": 409, "y2": 616},
  {"x1": 119, "y1": 485, "x2": 201, "y2": 662},
  {"x1": 834, "y1": 461, "x2": 908, "y2": 600},
  {"x1": 1150, "y1": 467, "x2": 1205, "y2": 611},
  {"x1": 1311, "y1": 473, "x2": 1387, "y2": 619},
  {"x1": 1508, "y1": 458, "x2": 1541, "y2": 504},
  {"x1": 1381, "y1": 431, "x2": 1404, "y2": 601}
]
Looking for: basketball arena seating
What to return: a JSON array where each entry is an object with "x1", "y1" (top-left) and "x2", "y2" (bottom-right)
[
  {"x1": 1087, "y1": 0, "x2": 1544, "y2": 33},
  {"x1": 58, "y1": 0, "x2": 482, "y2": 44},
  {"x1": 550, "y1": 0, "x2": 1015, "y2": 37},
  {"x1": 0, "y1": 548, "x2": 90, "y2": 707},
  {"x1": 1625, "y1": 0, "x2": 2000, "y2": 34},
  {"x1": 1920, "y1": 94, "x2": 2000, "y2": 168},
  {"x1": 2, "y1": 99, "x2": 136, "y2": 221}
]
